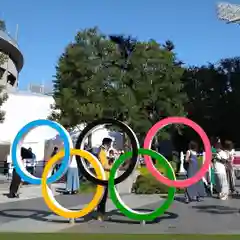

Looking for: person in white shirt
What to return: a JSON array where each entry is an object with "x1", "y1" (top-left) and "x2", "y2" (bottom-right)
[
  {"x1": 65, "y1": 156, "x2": 79, "y2": 194},
  {"x1": 213, "y1": 142, "x2": 229, "y2": 200},
  {"x1": 224, "y1": 140, "x2": 238, "y2": 195}
]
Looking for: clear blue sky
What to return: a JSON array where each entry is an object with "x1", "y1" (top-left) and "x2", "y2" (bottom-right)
[{"x1": 1, "y1": 0, "x2": 240, "y2": 90}]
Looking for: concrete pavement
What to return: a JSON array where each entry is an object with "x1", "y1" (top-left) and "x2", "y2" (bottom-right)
[
  {"x1": 0, "y1": 176, "x2": 239, "y2": 234},
  {"x1": 0, "y1": 189, "x2": 240, "y2": 234},
  {"x1": 64, "y1": 194, "x2": 240, "y2": 234}
]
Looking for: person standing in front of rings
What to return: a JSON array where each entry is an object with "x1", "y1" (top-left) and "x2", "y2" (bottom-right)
[
  {"x1": 65, "y1": 155, "x2": 80, "y2": 194},
  {"x1": 9, "y1": 147, "x2": 26, "y2": 198},
  {"x1": 224, "y1": 140, "x2": 238, "y2": 195},
  {"x1": 50, "y1": 147, "x2": 59, "y2": 175},
  {"x1": 184, "y1": 141, "x2": 206, "y2": 204},
  {"x1": 97, "y1": 137, "x2": 113, "y2": 222},
  {"x1": 213, "y1": 142, "x2": 229, "y2": 200}
]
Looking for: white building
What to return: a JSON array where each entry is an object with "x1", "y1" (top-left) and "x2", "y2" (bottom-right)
[
  {"x1": 0, "y1": 90, "x2": 57, "y2": 168},
  {"x1": 0, "y1": 89, "x2": 124, "y2": 171}
]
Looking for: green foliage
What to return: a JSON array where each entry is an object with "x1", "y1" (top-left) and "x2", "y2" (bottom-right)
[
  {"x1": 133, "y1": 161, "x2": 183, "y2": 195},
  {"x1": 182, "y1": 57, "x2": 240, "y2": 147},
  {"x1": 132, "y1": 174, "x2": 184, "y2": 194},
  {"x1": 79, "y1": 180, "x2": 95, "y2": 193},
  {"x1": 50, "y1": 27, "x2": 187, "y2": 141}
]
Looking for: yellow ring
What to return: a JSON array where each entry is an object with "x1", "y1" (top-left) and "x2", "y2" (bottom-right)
[{"x1": 41, "y1": 149, "x2": 105, "y2": 219}]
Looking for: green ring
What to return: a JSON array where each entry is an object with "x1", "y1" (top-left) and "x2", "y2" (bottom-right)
[{"x1": 108, "y1": 148, "x2": 176, "y2": 221}]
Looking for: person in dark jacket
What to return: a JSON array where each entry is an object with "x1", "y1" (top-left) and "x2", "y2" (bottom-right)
[
  {"x1": 9, "y1": 147, "x2": 32, "y2": 198},
  {"x1": 51, "y1": 147, "x2": 59, "y2": 175}
]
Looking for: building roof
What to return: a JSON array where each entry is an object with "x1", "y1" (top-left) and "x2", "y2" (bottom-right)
[
  {"x1": 7, "y1": 88, "x2": 53, "y2": 98},
  {"x1": 0, "y1": 30, "x2": 24, "y2": 72}
]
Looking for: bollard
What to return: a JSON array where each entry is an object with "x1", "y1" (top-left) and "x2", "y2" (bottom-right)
[
  {"x1": 179, "y1": 152, "x2": 186, "y2": 175},
  {"x1": 141, "y1": 220, "x2": 146, "y2": 225}
]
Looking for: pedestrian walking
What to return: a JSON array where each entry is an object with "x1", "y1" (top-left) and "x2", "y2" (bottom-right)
[
  {"x1": 224, "y1": 140, "x2": 238, "y2": 195},
  {"x1": 50, "y1": 147, "x2": 59, "y2": 175},
  {"x1": 25, "y1": 148, "x2": 36, "y2": 175},
  {"x1": 65, "y1": 156, "x2": 80, "y2": 194},
  {"x1": 9, "y1": 147, "x2": 29, "y2": 198}
]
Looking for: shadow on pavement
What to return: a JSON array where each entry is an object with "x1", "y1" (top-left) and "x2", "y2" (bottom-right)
[
  {"x1": 0, "y1": 208, "x2": 179, "y2": 225},
  {"x1": 0, "y1": 208, "x2": 94, "y2": 224},
  {"x1": 174, "y1": 195, "x2": 219, "y2": 204},
  {"x1": 105, "y1": 209, "x2": 178, "y2": 224},
  {"x1": 231, "y1": 194, "x2": 240, "y2": 199},
  {"x1": 174, "y1": 196, "x2": 186, "y2": 203},
  {"x1": 192, "y1": 205, "x2": 240, "y2": 214}
]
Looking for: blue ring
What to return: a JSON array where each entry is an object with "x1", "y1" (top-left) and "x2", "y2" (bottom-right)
[{"x1": 11, "y1": 119, "x2": 70, "y2": 185}]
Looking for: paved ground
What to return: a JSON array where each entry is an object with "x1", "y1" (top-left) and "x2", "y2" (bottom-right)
[
  {"x1": 64, "y1": 194, "x2": 240, "y2": 234},
  {"x1": 0, "y1": 174, "x2": 239, "y2": 234}
]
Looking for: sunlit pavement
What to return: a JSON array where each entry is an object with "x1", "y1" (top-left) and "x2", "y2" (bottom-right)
[{"x1": 0, "y1": 180, "x2": 239, "y2": 234}]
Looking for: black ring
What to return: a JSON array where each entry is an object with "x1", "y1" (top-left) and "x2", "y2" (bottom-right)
[{"x1": 75, "y1": 118, "x2": 139, "y2": 186}]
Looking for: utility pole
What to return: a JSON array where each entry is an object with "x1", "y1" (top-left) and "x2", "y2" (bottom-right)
[{"x1": 15, "y1": 24, "x2": 19, "y2": 42}]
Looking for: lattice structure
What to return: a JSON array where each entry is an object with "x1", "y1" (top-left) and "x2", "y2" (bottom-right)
[{"x1": 217, "y1": 2, "x2": 240, "y2": 24}]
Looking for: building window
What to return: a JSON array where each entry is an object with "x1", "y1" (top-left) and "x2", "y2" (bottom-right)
[
  {"x1": 0, "y1": 67, "x2": 5, "y2": 79},
  {"x1": 7, "y1": 73, "x2": 16, "y2": 86}
]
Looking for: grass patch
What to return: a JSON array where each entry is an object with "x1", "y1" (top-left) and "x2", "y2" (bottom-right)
[
  {"x1": 132, "y1": 174, "x2": 184, "y2": 194},
  {"x1": 0, "y1": 234, "x2": 239, "y2": 240},
  {"x1": 78, "y1": 180, "x2": 96, "y2": 193},
  {"x1": 139, "y1": 160, "x2": 177, "y2": 175}
]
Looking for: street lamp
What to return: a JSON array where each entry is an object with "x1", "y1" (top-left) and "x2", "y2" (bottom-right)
[{"x1": 216, "y1": 2, "x2": 240, "y2": 24}]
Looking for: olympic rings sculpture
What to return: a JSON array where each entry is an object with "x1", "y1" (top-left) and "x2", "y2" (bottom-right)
[{"x1": 11, "y1": 117, "x2": 212, "y2": 221}]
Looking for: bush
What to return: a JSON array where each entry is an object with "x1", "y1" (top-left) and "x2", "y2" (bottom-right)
[
  {"x1": 133, "y1": 155, "x2": 205, "y2": 194},
  {"x1": 132, "y1": 174, "x2": 184, "y2": 194},
  {"x1": 79, "y1": 180, "x2": 96, "y2": 193},
  {"x1": 134, "y1": 159, "x2": 183, "y2": 194}
]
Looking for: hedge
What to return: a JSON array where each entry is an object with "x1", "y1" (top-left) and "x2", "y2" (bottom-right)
[
  {"x1": 132, "y1": 173, "x2": 184, "y2": 194},
  {"x1": 79, "y1": 156, "x2": 204, "y2": 195}
]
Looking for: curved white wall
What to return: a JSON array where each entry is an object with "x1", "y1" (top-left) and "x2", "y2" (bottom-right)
[
  {"x1": 0, "y1": 91, "x2": 58, "y2": 165},
  {"x1": 0, "y1": 91, "x2": 124, "y2": 165},
  {"x1": 0, "y1": 91, "x2": 57, "y2": 144}
]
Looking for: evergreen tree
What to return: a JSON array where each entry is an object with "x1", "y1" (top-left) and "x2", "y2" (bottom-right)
[{"x1": 50, "y1": 27, "x2": 187, "y2": 142}]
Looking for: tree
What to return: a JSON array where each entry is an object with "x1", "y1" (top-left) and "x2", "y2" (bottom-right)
[
  {"x1": 50, "y1": 27, "x2": 187, "y2": 143},
  {"x1": 50, "y1": 27, "x2": 117, "y2": 128},
  {"x1": 217, "y1": 57, "x2": 240, "y2": 145},
  {"x1": 182, "y1": 57, "x2": 240, "y2": 147}
]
